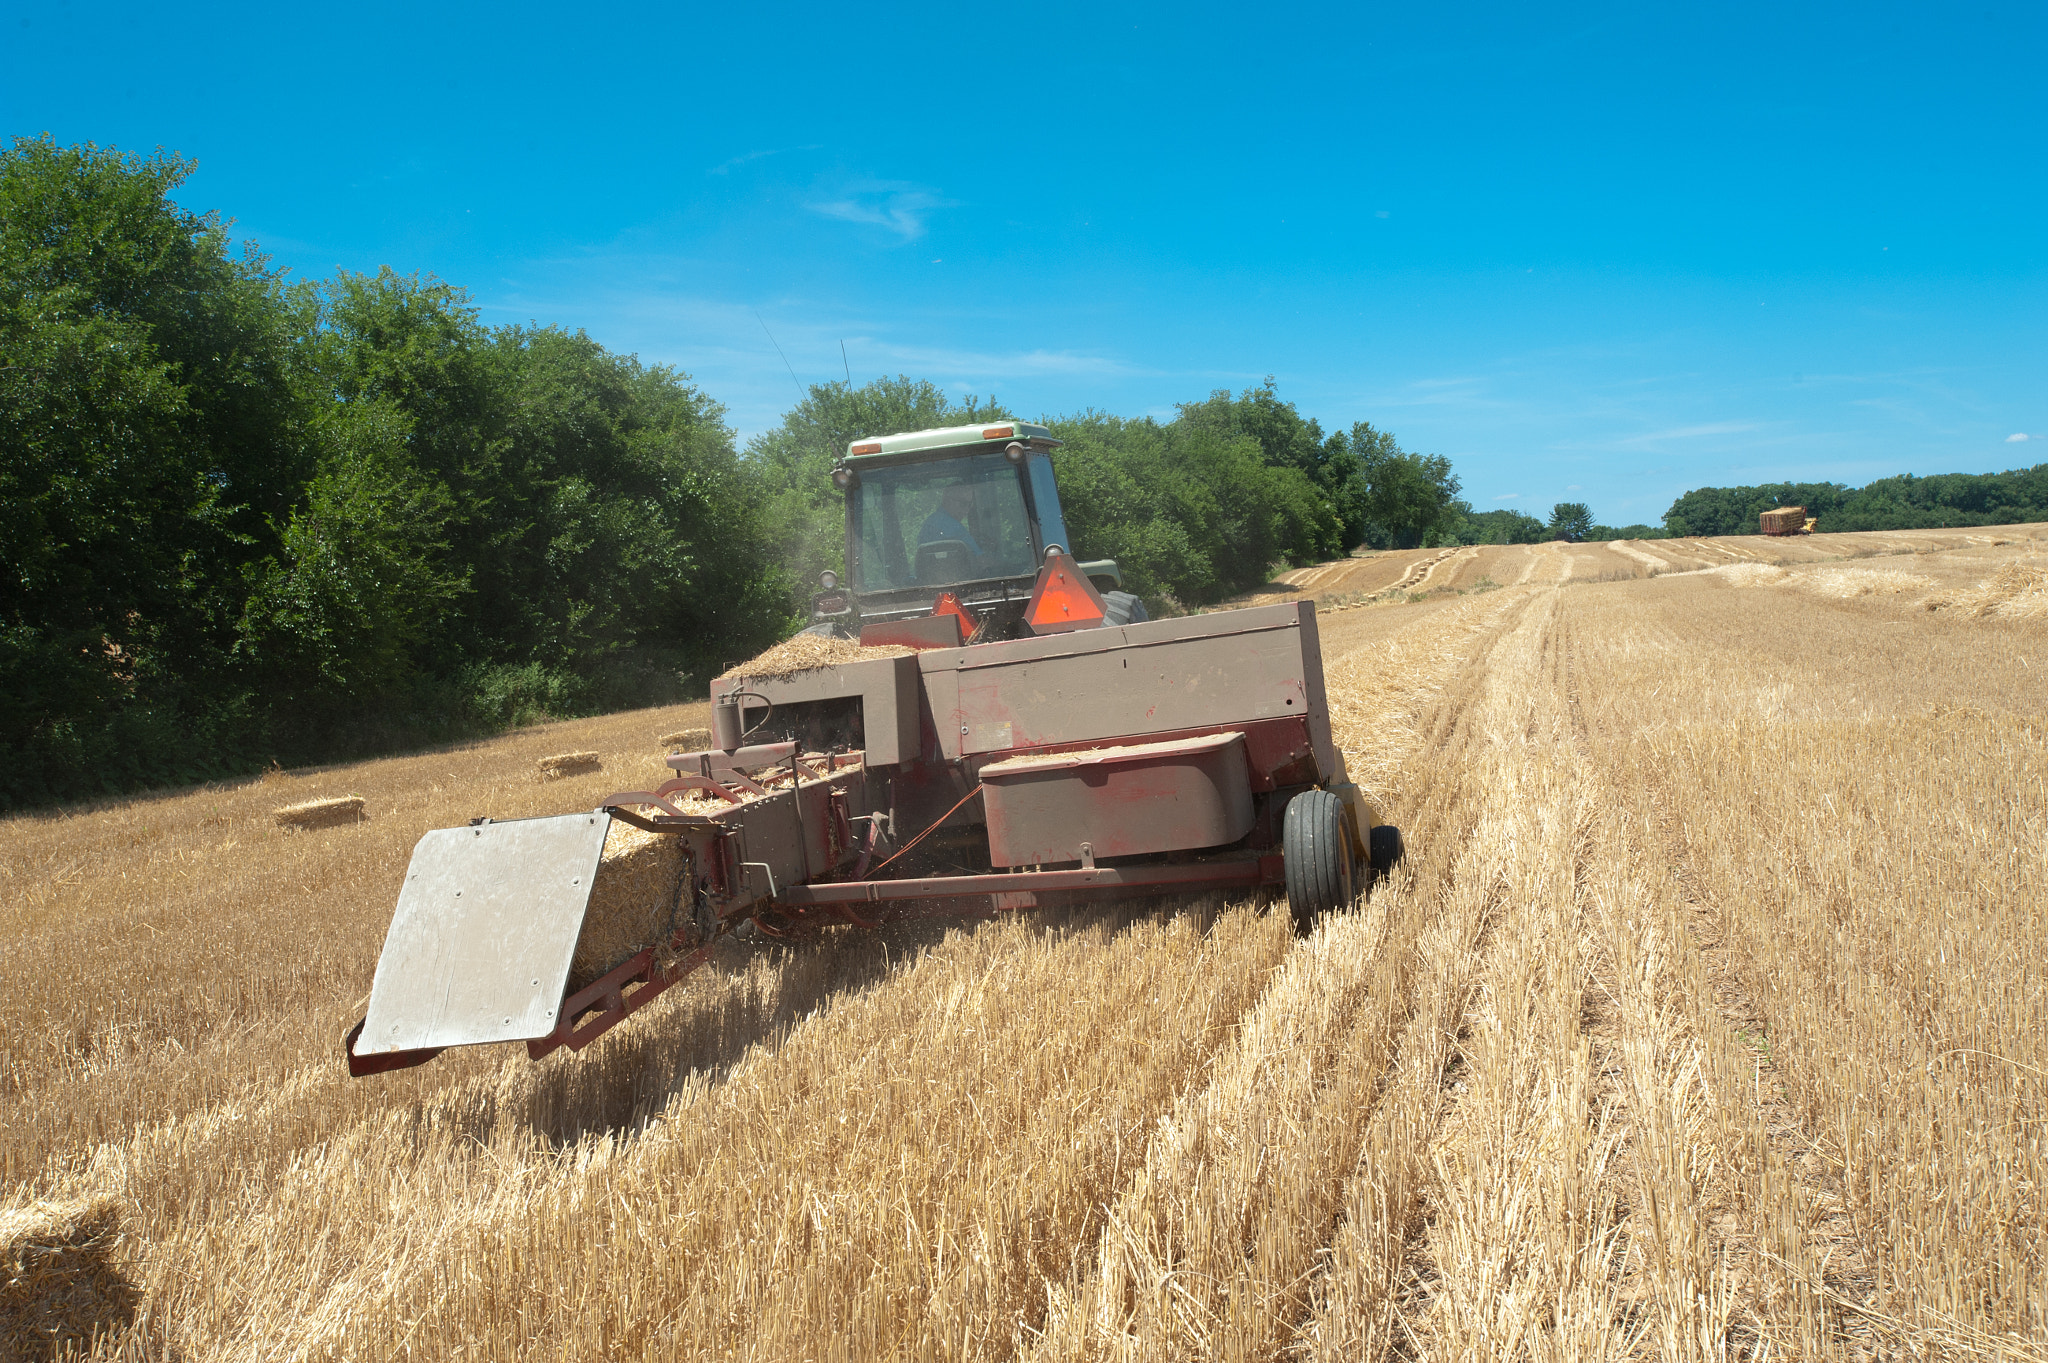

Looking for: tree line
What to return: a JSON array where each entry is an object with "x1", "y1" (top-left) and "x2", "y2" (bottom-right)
[
  {"x1": 2, "y1": 135, "x2": 1472, "y2": 809},
  {"x1": 3, "y1": 136, "x2": 785, "y2": 809},
  {"x1": 745, "y1": 376, "x2": 1482, "y2": 610},
  {"x1": 1662, "y1": 467, "x2": 2048, "y2": 537}
]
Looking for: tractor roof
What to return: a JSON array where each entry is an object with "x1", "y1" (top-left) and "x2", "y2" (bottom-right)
[{"x1": 843, "y1": 421, "x2": 1060, "y2": 466}]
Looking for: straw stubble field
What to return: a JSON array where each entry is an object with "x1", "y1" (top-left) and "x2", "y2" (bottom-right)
[{"x1": 3, "y1": 526, "x2": 2044, "y2": 1361}]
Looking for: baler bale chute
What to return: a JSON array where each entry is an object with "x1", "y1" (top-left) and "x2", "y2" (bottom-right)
[{"x1": 347, "y1": 422, "x2": 1402, "y2": 1076}]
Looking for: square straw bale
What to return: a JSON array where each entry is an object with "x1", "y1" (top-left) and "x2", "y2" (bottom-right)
[
  {"x1": 660, "y1": 727, "x2": 712, "y2": 750},
  {"x1": 570, "y1": 822, "x2": 687, "y2": 992},
  {"x1": 0, "y1": 1199, "x2": 138, "y2": 1359},
  {"x1": 272, "y1": 795, "x2": 365, "y2": 831},
  {"x1": 537, "y1": 751, "x2": 602, "y2": 779}
]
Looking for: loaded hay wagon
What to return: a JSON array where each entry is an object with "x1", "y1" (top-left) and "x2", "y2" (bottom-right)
[
  {"x1": 1759, "y1": 506, "x2": 1816, "y2": 536},
  {"x1": 347, "y1": 422, "x2": 1400, "y2": 1075}
]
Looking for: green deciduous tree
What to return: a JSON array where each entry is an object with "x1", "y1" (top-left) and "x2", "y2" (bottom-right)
[
  {"x1": 1448, "y1": 507, "x2": 1550, "y2": 544},
  {"x1": 1548, "y1": 502, "x2": 1595, "y2": 541},
  {"x1": 1046, "y1": 411, "x2": 1332, "y2": 606},
  {"x1": 1347, "y1": 424, "x2": 1464, "y2": 548},
  {"x1": 1175, "y1": 380, "x2": 1349, "y2": 559},
  {"x1": 0, "y1": 134, "x2": 303, "y2": 800},
  {"x1": 0, "y1": 137, "x2": 791, "y2": 808},
  {"x1": 236, "y1": 399, "x2": 465, "y2": 706}
]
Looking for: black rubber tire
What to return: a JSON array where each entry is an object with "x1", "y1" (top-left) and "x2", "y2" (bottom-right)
[
  {"x1": 1102, "y1": 590, "x2": 1149, "y2": 626},
  {"x1": 1368, "y1": 824, "x2": 1405, "y2": 873},
  {"x1": 1283, "y1": 789, "x2": 1355, "y2": 927}
]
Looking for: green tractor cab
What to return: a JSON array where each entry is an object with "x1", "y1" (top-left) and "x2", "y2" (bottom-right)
[{"x1": 808, "y1": 421, "x2": 1142, "y2": 640}]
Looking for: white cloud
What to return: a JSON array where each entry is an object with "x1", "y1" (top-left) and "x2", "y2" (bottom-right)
[
  {"x1": 1492, "y1": 493, "x2": 1520, "y2": 501},
  {"x1": 1566, "y1": 484, "x2": 1582, "y2": 490},
  {"x1": 806, "y1": 182, "x2": 955, "y2": 241},
  {"x1": 2007, "y1": 432, "x2": 2031, "y2": 442},
  {"x1": 872, "y1": 342, "x2": 1143, "y2": 379},
  {"x1": 709, "y1": 150, "x2": 779, "y2": 176},
  {"x1": 1627, "y1": 420, "x2": 1760, "y2": 442}
]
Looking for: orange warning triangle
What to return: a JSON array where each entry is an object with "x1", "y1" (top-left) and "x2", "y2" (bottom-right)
[{"x1": 1023, "y1": 551, "x2": 1110, "y2": 634}]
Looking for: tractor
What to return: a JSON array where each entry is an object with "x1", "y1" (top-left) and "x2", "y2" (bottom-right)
[
  {"x1": 346, "y1": 420, "x2": 1399, "y2": 1076},
  {"x1": 801, "y1": 420, "x2": 1147, "y2": 640}
]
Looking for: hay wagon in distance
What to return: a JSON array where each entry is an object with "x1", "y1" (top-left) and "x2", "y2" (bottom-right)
[{"x1": 1760, "y1": 506, "x2": 1816, "y2": 536}]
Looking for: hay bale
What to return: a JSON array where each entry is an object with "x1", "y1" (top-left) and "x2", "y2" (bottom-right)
[
  {"x1": 1798, "y1": 567, "x2": 1935, "y2": 600},
  {"x1": 1961, "y1": 561, "x2": 2048, "y2": 620},
  {"x1": 570, "y1": 823, "x2": 686, "y2": 992},
  {"x1": 0, "y1": 1198, "x2": 139, "y2": 1359},
  {"x1": 1707, "y1": 563, "x2": 1788, "y2": 588},
  {"x1": 660, "y1": 727, "x2": 712, "y2": 750},
  {"x1": 273, "y1": 796, "x2": 365, "y2": 831},
  {"x1": 719, "y1": 634, "x2": 913, "y2": 683},
  {"x1": 537, "y1": 751, "x2": 602, "y2": 780}
]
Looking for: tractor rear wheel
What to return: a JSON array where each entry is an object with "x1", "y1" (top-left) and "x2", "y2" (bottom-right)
[
  {"x1": 1284, "y1": 789, "x2": 1355, "y2": 927},
  {"x1": 1102, "y1": 591, "x2": 1149, "y2": 626}
]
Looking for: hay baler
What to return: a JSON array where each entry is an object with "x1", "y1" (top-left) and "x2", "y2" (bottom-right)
[{"x1": 347, "y1": 423, "x2": 1397, "y2": 1076}]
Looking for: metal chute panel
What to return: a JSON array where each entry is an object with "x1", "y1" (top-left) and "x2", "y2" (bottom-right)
[
  {"x1": 356, "y1": 813, "x2": 611, "y2": 1058},
  {"x1": 979, "y1": 731, "x2": 1254, "y2": 868}
]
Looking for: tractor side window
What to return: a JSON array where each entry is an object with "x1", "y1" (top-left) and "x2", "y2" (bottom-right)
[{"x1": 1027, "y1": 454, "x2": 1069, "y2": 557}]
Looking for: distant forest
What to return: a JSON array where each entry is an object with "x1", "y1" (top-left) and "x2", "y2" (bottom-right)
[
  {"x1": 1663, "y1": 467, "x2": 2048, "y2": 537},
  {"x1": 0, "y1": 136, "x2": 1470, "y2": 809}
]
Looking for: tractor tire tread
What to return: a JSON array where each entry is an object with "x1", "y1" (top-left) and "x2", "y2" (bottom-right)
[{"x1": 1102, "y1": 591, "x2": 1149, "y2": 627}]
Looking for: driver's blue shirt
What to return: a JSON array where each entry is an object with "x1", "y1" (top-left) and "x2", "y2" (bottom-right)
[{"x1": 918, "y1": 510, "x2": 983, "y2": 555}]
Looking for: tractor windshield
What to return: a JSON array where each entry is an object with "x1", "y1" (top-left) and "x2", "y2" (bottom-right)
[{"x1": 849, "y1": 453, "x2": 1037, "y2": 594}]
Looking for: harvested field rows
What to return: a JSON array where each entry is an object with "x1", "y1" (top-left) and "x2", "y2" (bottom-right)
[{"x1": 3, "y1": 528, "x2": 2044, "y2": 1360}]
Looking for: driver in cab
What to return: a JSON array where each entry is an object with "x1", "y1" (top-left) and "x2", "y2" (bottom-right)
[{"x1": 919, "y1": 483, "x2": 990, "y2": 574}]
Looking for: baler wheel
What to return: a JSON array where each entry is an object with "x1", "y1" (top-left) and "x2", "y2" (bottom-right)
[
  {"x1": 1284, "y1": 789, "x2": 1355, "y2": 927},
  {"x1": 1369, "y1": 824, "x2": 1405, "y2": 874}
]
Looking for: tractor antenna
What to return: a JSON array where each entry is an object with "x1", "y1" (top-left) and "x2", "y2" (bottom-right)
[
  {"x1": 754, "y1": 311, "x2": 805, "y2": 405},
  {"x1": 840, "y1": 339, "x2": 851, "y2": 388}
]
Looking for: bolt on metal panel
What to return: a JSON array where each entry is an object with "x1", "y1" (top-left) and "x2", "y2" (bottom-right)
[{"x1": 358, "y1": 813, "x2": 612, "y2": 1054}]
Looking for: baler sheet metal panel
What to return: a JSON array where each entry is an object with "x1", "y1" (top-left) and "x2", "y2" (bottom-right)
[
  {"x1": 919, "y1": 601, "x2": 1334, "y2": 778},
  {"x1": 979, "y1": 731, "x2": 1254, "y2": 868},
  {"x1": 358, "y1": 813, "x2": 611, "y2": 1056},
  {"x1": 711, "y1": 654, "x2": 920, "y2": 768}
]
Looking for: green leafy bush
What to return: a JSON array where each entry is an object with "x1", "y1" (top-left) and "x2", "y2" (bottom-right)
[{"x1": 0, "y1": 136, "x2": 784, "y2": 810}]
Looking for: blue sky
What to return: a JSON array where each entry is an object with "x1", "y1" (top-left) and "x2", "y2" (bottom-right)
[{"x1": 5, "y1": 0, "x2": 2042, "y2": 526}]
